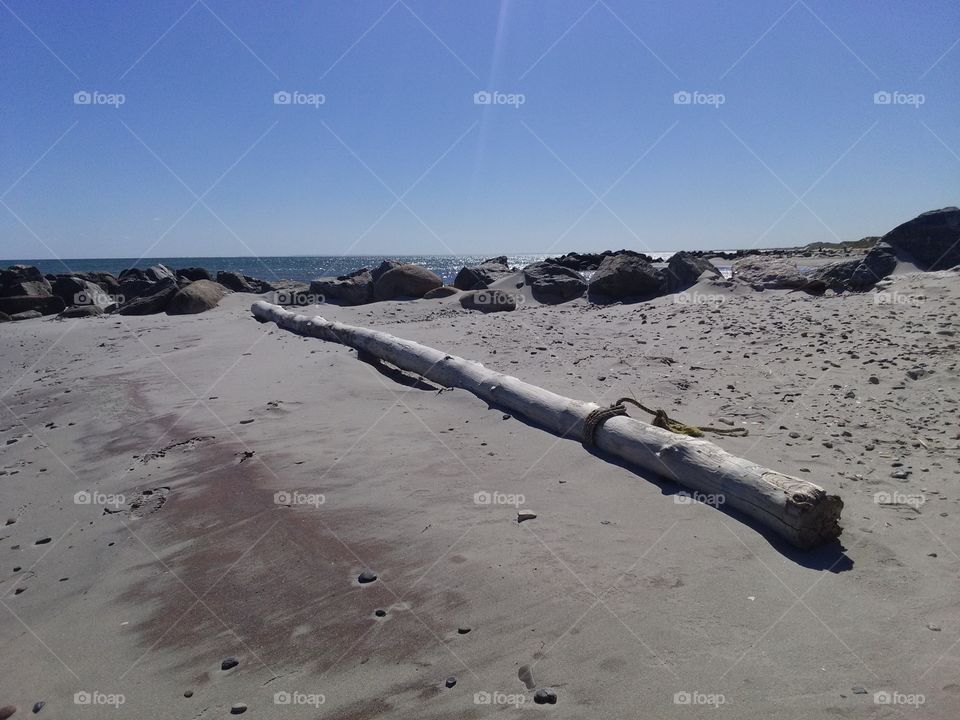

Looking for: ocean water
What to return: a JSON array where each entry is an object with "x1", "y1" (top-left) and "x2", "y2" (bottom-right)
[{"x1": 6, "y1": 251, "x2": 736, "y2": 284}]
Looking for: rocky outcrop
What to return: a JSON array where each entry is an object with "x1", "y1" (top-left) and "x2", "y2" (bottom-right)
[
  {"x1": 881, "y1": 207, "x2": 960, "y2": 270},
  {"x1": 116, "y1": 277, "x2": 178, "y2": 315},
  {"x1": 424, "y1": 285, "x2": 460, "y2": 299},
  {"x1": 216, "y1": 271, "x2": 259, "y2": 293},
  {"x1": 119, "y1": 265, "x2": 177, "y2": 299},
  {"x1": 166, "y1": 280, "x2": 230, "y2": 315},
  {"x1": 0, "y1": 294, "x2": 65, "y2": 316},
  {"x1": 459, "y1": 289, "x2": 519, "y2": 312},
  {"x1": 1, "y1": 265, "x2": 52, "y2": 298},
  {"x1": 373, "y1": 264, "x2": 442, "y2": 301},
  {"x1": 588, "y1": 253, "x2": 663, "y2": 300},
  {"x1": 522, "y1": 262, "x2": 587, "y2": 304},
  {"x1": 732, "y1": 257, "x2": 807, "y2": 289},
  {"x1": 453, "y1": 257, "x2": 512, "y2": 290},
  {"x1": 0, "y1": 311, "x2": 10, "y2": 322},
  {"x1": 371, "y1": 259, "x2": 404, "y2": 283},
  {"x1": 805, "y1": 243, "x2": 897, "y2": 292},
  {"x1": 310, "y1": 269, "x2": 373, "y2": 305},
  {"x1": 176, "y1": 267, "x2": 213, "y2": 282},
  {"x1": 51, "y1": 276, "x2": 118, "y2": 311},
  {"x1": 662, "y1": 252, "x2": 722, "y2": 292},
  {"x1": 548, "y1": 250, "x2": 654, "y2": 272}
]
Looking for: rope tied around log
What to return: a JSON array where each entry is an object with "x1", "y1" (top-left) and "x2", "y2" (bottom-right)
[{"x1": 582, "y1": 397, "x2": 749, "y2": 446}]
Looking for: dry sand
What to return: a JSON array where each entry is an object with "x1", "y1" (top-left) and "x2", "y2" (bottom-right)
[{"x1": 1, "y1": 265, "x2": 959, "y2": 718}]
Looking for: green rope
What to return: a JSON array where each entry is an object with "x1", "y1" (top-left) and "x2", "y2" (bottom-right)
[{"x1": 582, "y1": 396, "x2": 748, "y2": 446}]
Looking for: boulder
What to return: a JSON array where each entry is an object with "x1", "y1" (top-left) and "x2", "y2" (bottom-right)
[
  {"x1": 1, "y1": 264, "x2": 44, "y2": 287},
  {"x1": 424, "y1": 285, "x2": 460, "y2": 299},
  {"x1": 176, "y1": 267, "x2": 212, "y2": 282},
  {"x1": 371, "y1": 259, "x2": 404, "y2": 283},
  {"x1": 806, "y1": 242, "x2": 897, "y2": 291},
  {"x1": 732, "y1": 257, "x2": 807, "y2": 289},
  {"x1": 0, "y1": 278, "x2": 52, "y2": 297},
  {"x1": 459, "y1": 289, "x2": 519, "y2": 312},
  {"x1": 453, "y1": 257, "x2": 512, "y2": 290},
  {"x1": 166, "y1": 280, "x2": 229, "y2": 315},
  {"x1": 51, "y1": 276, "x2": 117, "y2": 311},
  {"x1": 0, "y1": 311, "x2": 9, "y2": 322},
  {"x1": 522, "y1": 262, "x2": 587, "y2": 304},
  {"x1": 310, "y1": 269, "x2": 373, "y2": 305},
  {"x1": 268, "y1": 280, "x2": 313, "y2": 305},
  {"x1": 81, "y1": 271, "x2": 120, "y2": 295},
  {"x1": 549, "y1": 250, "x2": 654, "y2": 271},
  {"x1": 9, "y1": 310, "x2": 42, "y2": 321},
  {"x1": 116, "y1": 277, "x2": 178, "y2": 315},
  {"x1": 588, "y1": 253, "x2": 663, "y2": 300},
  {"x1": 373, "y1": 264, "x2": 443, "y2": 301},
  {"x1": 0, "y1": 295, "x2": 65, "y2": 316},
  {"x1": 881, "y1": 207, "x2": 960, "y2": 270},
  {"x1": 662, "y1": 252, "x2": 722, "y2": 292},
  {"x1": 216, "y1": 270, "x2": 259, "y2": 293},
  {"x1": 59, "y1": 305, "x2": 104, "y2": 319}
]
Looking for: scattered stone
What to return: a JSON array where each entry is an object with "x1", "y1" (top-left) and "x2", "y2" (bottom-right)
[
  {"x1": 445, "y1": 676, "x2": 457, "y2": 688},
  {"x1": 183, "y1": 691, "x2": 193, "y2": 698},
  {"x1": 0, "y1": 705, "x2": 16, "y2": 719},
  {"x1": 31, "y1": 701, "x2": 43, "y2": 712},
  {"x1": 221, "y1": 656, "x2": 239, "y2": 671},
  {"x1": 229, "y1": 703, "x2": 247, "y2": 714},
  {"x1": 358, "y1": 570, "x2": 378, "y2": 584},
  {"x1": 457, "y1": 627, "x2": 471, "y2": 635},
  {"x1": 517, "y1": 510, "x2": 537, "y2": 523},
  {"x1": 534, "y1": 688, "x2": 558, "y2": 705},
  {"x1": 374, "y1": 609, "x2": 386, "y2": 617},
  {"x1": 522, "y1": 262, "x2": 586, "y2": 304},
  {"x1": 852, "y1": 686, "x2": 867, "y2": 695},
  {"x1": 928, "y1": 623, "x2": 942, "y2": 631}
]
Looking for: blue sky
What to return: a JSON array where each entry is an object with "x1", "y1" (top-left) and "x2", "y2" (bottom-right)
[{"x1": 1, "y1": 0, "x2": 958, "y2": 259}]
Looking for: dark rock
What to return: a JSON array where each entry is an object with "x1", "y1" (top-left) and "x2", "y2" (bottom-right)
[
  {"x1": 588, "y1": 252, "x2": 663, "y2": 300},
  {"x1": 549, "y1": 250, "x2": 652, "y2": 271},
  {"x1": 31, "y1": 700, "x2": 44, "y2": 712},
  {"x1": 534, "y1": 688, "x2": 557, "y2": 705},
  {"x1": 0, "y1": 312, "x2": 9, "y2": 323},
  {"x1": 221, "y1": 657, "x2": 239, "y2": 671},
  {"x1": 459, "y1": 289, "x2": 519, "y2": 312},
  {"x1": 371, "y1": 259, "x2": 403, "y2": 282},
  {"x1": 268, "y1": 280, "x2": 313, "y2": 305},
  {"x1": 445, "y1": 677, "x2": 457, "y2": 688},
  {"x1": 1, "y1": 264, "x2": 44, "y2": 284},
  {"x1": 51, "y1": 276, "x2": 117, "y2": 310},
  {"x1": 229, "y1": 703, "x2": 247, "y2": 714},
  {"x1": 522, "y1": 261, "x2": 586, "y2": 304},
  {"x1": 167, "y1": 280, "x2": 229, "y2": 315},
  {"x1": 116, "y1": 277, "x2": 177, "y2": 315},
  {"x1": 373, "y1": 264, "x2": 442, "y2": 301},
  {"x1": 358, "y1": 569, "x2": 378, "y2": 584},
  {"x1": 423, "y1": 285, "x2": 460, "y2": 299},
  {"x1": 59, "y1": 305, "x2": 104, "y2": 319},
  {"x1": 453, "y1": 257, "x2": 511, "y2": 290},
  {"x1": 732, "y1": 257, "x2": 807, "y2": 289},
  {"x1": 0, "y1": 295, "x2": 65, "y2": 316},
  {"x1": 662, "y1": 252, "x2": 722, "y2": 292},
  {"x1": 806, "y1": 243, "x2": 897, "y2": 291},
  {"x1": 183, "y1": 691, "x2": 193, "y2": 698},
  {"x1": 374, "y1": 609, "x2": 387, "y2": 617},
  {"x1": 216, "y1": 271, "x2": 258, "y2": 293},
  {"x1": 882, "y1": 207, "x2": 960, "y2": 270},
  {"x1": 310, "y1": 269, "x2": 373, "y2": 305},
  {"x1": 457, "y1": 627, "x2": 471, "y2": 634},
  {"x1": 176, "y1": 267, "x2": 212, "y2": 282},
  {"x1": 1, "y1": 265, "x2": 50, "y2": 298},
  {"x1": 0, "y1": 705, "x2": 16, "y2": 719},
  {"x1": 9, "y1": 310, "x2": 42, "y2": 321}
]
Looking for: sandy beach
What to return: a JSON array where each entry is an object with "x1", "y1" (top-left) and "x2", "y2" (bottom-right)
[{"x1": 2, "y1": 255, "x2": 959, "y2": 718}]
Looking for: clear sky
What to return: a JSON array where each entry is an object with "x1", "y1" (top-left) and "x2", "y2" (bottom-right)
[{"x1": 1, "y1": 0, "x2": 958, "y2": 259}]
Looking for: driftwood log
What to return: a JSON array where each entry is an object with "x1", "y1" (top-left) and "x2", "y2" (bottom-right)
[{"x1": 252, "y1": 301, "x2": 842, "y2": 549}]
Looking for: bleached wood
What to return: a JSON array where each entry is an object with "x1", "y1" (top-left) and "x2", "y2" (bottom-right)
[{"x1": 252, "y1": 301, "x2": 842, "y2": 549}]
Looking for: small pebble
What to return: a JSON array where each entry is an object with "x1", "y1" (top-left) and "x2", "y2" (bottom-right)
[
  {"x1": 517, "y1": 510, "x2": 537, "y2": 523},
  {"x1": 358, "y1": 570, "x2": 378, "y2": 584},
  {"x1": 183, "y1": 691, "x2": 193, "y2": 698},
  {"x1": 31, "y1": 701, "x2": 43, "y2": 713},
  {"x1": 928, "y1": 623, "x2": 941, "y2": 632},
  {"x1": 534, "y1": 688, "x2": 557, "y2": 705},
  {"x1": 852, "y1": 686, "x2": 867, "y2": 694},
  {"x1": 457, "y1": 627, "x2": 471, "y2": 635},
  {"x1": 221, "y1": 657, "x2": 239, "y2": 671},
  {"x1": 374, "y1": 609, "x2": 386, "y2": 617},
  {"x1": 0, "y1": 706, "x2": 15, "y2": 719},
  {"x1": 445, "y1": 676, "x2": 457, "y2": 688},
  {"x1": 230, "y1": 703, "x2": 247, "y2": 714}
]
